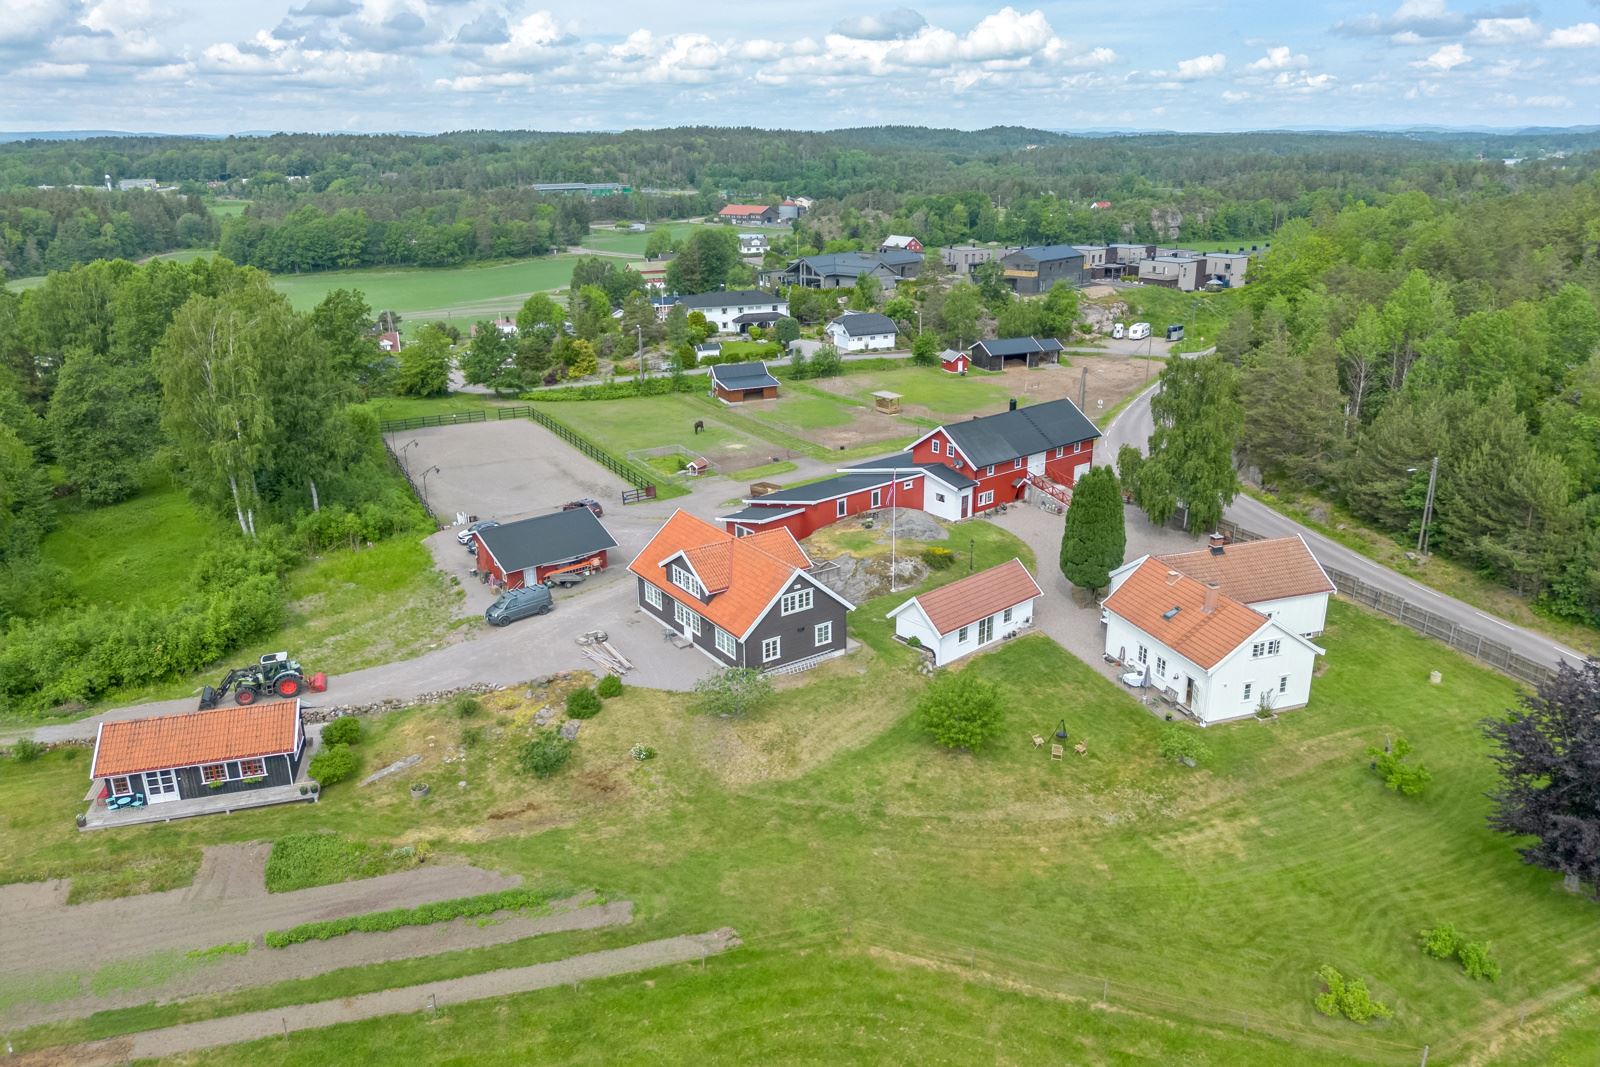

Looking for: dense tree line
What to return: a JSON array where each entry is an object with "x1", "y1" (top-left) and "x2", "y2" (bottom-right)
[{"x1": 0, "y1": 188, "x2": 216, "y2": 278}]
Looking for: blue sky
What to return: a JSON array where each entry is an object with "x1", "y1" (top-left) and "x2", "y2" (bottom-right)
[{"x1": 3, "y1": 1, "x2": 1600, "y2": 132}]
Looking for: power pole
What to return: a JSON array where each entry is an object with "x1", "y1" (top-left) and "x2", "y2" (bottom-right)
[
  {"x1": 1079, "y1": 366, "x2": 1088, "y2": 410},
  {"x1": 1417, "y1": 455, "x2": 1439, "y2": 555}
]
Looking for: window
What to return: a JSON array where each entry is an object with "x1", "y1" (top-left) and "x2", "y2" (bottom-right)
[
  {"x1": 871, "y1": 489, "x2": 881, "y2": 508},
  {"x1": 201, "y1": 764, "x2": 227, "y2": 784},
  {"x1": 1002, "y1": 606, "x2": 1013, "y2": 623},
  {"x1": 670, "y1": 564, "x2": 703, "y2": 598},
  {"x1": 673, "y1": 601, "x2": 702, "y2": 635},
  {"x1": 781, "y1": 588, "x2": 813, "y2": 615},
  {"x1": 1013, "y1": 458, "x2": 1023, "y2": 469},
  {"x1": 762, "y1": 636, "x2": 782, "y2": 662},
  {"x1": 985, "y1": 465, "x2": 995, "y2": 476},
  {"x1": 1137, "y1": 645, "x2": 1148, "y2": 664},
  {"x1": 238, "y1": 758, "x2": 265, "y2": 779},
  {"x1": 903, "y1": 480, "x2": 914, "y2": 491},
  {"x1": 935, "y1": 492, "x2": 946, "y2": 503},
  {"x1": 715, "y1": 628, "x2": 736, "y2": 658},
  {"x1": 978, "y1": 616, "x2": 994, "y2": 643},
  {"x1": 957, "y1": 625, "x2": 970, "y2": 643},
  {"x1": 1242, "y1": 682, "x2": 1254, "y2": 702},
  {"x1": 977, "y1": 490, "x2": 994, "y2": 506},
  {"x1": 1268, "y1": 639, "x2": 1281, "y2": 656},
  {"x1": 836, "y1": 499, "x2": 848, "y2": 518},
  {"x1": 1075, "y1": 441, "x2": 1085, "y2": 453},
  {"x1": 815, "y1": 621, "x2": 832, "y2": 646},
  {"x1": 644, "y1": 584, "x2": 663, "y2": 609},
  {"x1": 1251, "y1": 641, "x2": 1265, "y2": 659},
  {"x1": 1156, "y1": 656, "x2": 1167, "y2": 677},
  {"x1": 931, "y1": 439, "x2": 941, "y2": 454},
  {"x1": 108, "y1": 775, "x2": 134, "y2": 796},
  {"x1": 1055, "y1": 446, "x2": 1065, "y2": 458},
  {"x1": 1279, "y1": 675, "x2": 1289, "y2": 694}
]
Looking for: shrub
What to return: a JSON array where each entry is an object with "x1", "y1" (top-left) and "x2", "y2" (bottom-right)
[
  {"x1": 1157, "y1": 726, "x2": 1211, "y2": 765},
  {"x1": 921, "y1": 546, "x2": 956, "y2": 570},
  {"x1": 1419, "y1": 922, "x2": 1462, "y2": 960},
  {"x1": 565, "y1": 687, "x2": 602, "y2": 719},
  {"x1": 1418, "y1": 923, "x2": 1499, "y2": 981},
  {"x1": 1313, "y1": 965, "x2": 1392, "y2": 1024},
  {"x1": 309, "y1": 743, "x2": 356, "y2": 786},
  {"x1": 1369, "y1": 736, "x2": 1431, "y2": 797},
  {"x1": 630, "y1": 743, "x2": 656, "y2": 761},
  {"x1": 320, "y1": 716, "x2": 362, "y2": 746},
  {"x1": 449, "y1": 693, "x2": 482, "y2": 718},
  {"x1": 265, "y1": 887, "x2": 550, "y2": 948},
  {"x1": 519, "y1": 729, "x2": 573, "y2": 778},
  {"x1": 10, "y1": 738, "x2": 43, "y2": 762},
  {"x1": 906, "y1": 635, "x2": 922, "y2": 649},
  {"x1": 1458, "y1": 940, "x2": 1501, "y2": 982},
  {"x1": 693, "y1": 667, "x2": 774, "y2": 718},
  {"x1": 919, "y1": 670, "x2": 1003, "y2": 751},
  {"x1": 596, "y1": 674, "x2": 624, "y2": 699}
]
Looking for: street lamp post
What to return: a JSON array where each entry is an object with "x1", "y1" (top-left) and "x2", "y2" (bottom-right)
[
  {"x1": 635, "y1": 324, "x2": 644, "y2": 379},
  {"x1": 398, "y1": 439, "x2": 419, "y2": 475},
  {"x1": 420, "y1": 466, "x2": 441, "y2": 511}
]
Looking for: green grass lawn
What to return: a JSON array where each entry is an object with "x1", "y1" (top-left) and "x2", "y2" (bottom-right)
[
  {"x1": 532, "y1": 395, "x2": 779, "y2": 472},
  {"x1": 577, "y1": 221, "x2": 709, "y2": 255},
  {"x1": 270, "y1": 257, "x2": 581, "y2": 317},
  {"x1": 816, "y1": 365, "x2": 1010, "y2": 416},
  {"x1": 8, "y1": 544, "x2": 1600, "y2": 1063},
  {"x1": 205, "y1": 199, "x2": 251, "y2": 218}
]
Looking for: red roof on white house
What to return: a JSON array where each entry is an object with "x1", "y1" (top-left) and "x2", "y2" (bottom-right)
[{"x1": 888, "y1": 558, "x2": 1043, "y2": 636}]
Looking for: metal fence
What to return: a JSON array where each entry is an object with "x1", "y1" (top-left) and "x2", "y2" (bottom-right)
[
  {"x1": 378, "y1": 404, "x2": 662, "y2": 500},
  {"x1": 1214, "y1": 518, "x2": 1558, "y2": 688}
]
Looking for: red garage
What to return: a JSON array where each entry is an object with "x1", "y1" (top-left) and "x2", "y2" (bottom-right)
[{"x1": 474, "y1": 508, "x2": 619, "y2": 589}]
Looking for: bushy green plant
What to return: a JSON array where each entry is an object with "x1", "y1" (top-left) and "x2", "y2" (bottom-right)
[
  {"x1": 309, "y1": 743, "x2": 356, "y2": 786},
  {"x1": 1369, "y1": 736, "x2": 1432, "y2": 796},
  {"x1": 921, "y1": 546, "x2": 955, "y2": 570},
  {"x1": 565, "y1": 687, "x2": 602, "y2": 719},
  {"x1": 460, "y1": 725, "x2": 483, "y2": 749},
  {"x1": 693, "y1": 667, "x2": 774, "y2": 718},
  {"x1": 10, "y1": 738, "x2": 43, "y2": 762},
  {"x1": 596, "y1": 674, "x2": 624, "y2": 699},
  {"x1": 630, "y1": 743, "x2": 656, "y2": 761},
  {"x1": 519, "y1": 729, "x2": 573, "y2": 778},
  {"x1": 1419, "y1": 922, "x2": 1462, "y2": 960},
  {"x1": 1457, "y1": 940, "x2": 1501, "y2": 982},
  {"x1": 264, "y1": 833, "x2": 425, "y2": 893},
  {"x1": 1418, "y1": 923, "x2": 1500, "y2": 980},
  {"x1": 919, "y1": 670, "x2": 1003, "y2": 751},
  {"x1": 1157, "y1": 727, "x2": 1211, "y2": 765},
  {"x1": 265, "y1": 887, "x2": 550, "y2": 948},
  {"x1": 320, "y1": 716, "x2": 362, "y2": 746},
  {"x1": 1313, "y1": 965, "x2": 1392, "y2": 1023},
  {"x1": 186, "y1": 940, "x2": 249, "y2": 960},
  {"x1": 449, "y1": 693, "x2": 482, "y2": 718}
]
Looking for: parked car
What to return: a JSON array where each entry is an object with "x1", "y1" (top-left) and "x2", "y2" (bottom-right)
[
  {"x1": 457, "y1": 519, "x2": 499, "y2": 547},
  {"x1": 1165, "y1": 324, "x2": 1185, "y2": 341},
  {"x1": 1127, "y1": 322, "x2": 1151, "y2": 341},
  {"x1": 1111, "y1": 322, "x2": 1125, "y2": 339},
  {"x1": 562, "y1": 498, "x2": 604, "y2": 518},
  {"x1": 485, "y1": 584, "x2": 553, "y2": 626}
]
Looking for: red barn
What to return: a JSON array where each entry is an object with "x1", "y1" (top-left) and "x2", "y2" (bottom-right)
[
  {"x1": 474, "y1": 509, "x2": 619, "y2": 589},
  {"x1": 940, "y1": 348, "x2": 970, "y2": 374},
  {"x1": 907, "y1": 398, "x2": 1099, "y2": 514}
]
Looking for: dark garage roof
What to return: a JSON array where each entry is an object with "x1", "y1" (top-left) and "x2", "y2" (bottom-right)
[
  {"x1": 477, "y1": 508, "x2": 618, "y2": 573},
  {"x1": 746, "y1": 471, "x2": 898, "y2": 504},
  {"x1": 938, "y1": 398, "x2": 1101, "y2": 468},
  {"x1": 719, "y1": 505, "x2": 804, "y2": 523},
  {"x1": 829, "y1": 312, "x2": 897, "y2": 337},
  {"x1": 844, "y1": 451, "x2": 977, "y2": 489},
  {"x1": 971, "y1": 337, "x2": 1065, "y2": 359},
  {"x1": 677, "y1": 289, "x2": 782, "y2": 310},
  {"x1": 710, "y1": 361, "x2": 780, "y2": 390}
]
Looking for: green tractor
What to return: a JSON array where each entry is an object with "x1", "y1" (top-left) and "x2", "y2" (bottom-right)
[{"x1": 198, "y1": 652, "x2": 327, "y2": 709}]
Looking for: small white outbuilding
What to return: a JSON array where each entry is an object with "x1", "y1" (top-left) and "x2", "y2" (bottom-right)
[{"x1": 888, "y1": 557, "x2": 1043, "y2": 666}]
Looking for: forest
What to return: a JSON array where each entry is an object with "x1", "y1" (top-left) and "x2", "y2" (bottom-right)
[{"x1": 0, "y1": 187, "x2": 216, "y2": 278}]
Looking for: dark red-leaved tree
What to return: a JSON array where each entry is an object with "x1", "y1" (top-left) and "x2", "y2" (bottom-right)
[{"x1": 1482, "y1": 658, "x2": 1600, "y2": 897}]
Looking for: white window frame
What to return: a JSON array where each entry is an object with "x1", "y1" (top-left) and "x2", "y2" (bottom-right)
[
  {"x1": 1055, "y1": 446, "x2": 1065, "y2": 458},
  {"x1": 201, "y1": 763, "x2": 228, "y2": 784},
  {"x1": 977, "y1": 616, "x2": 994, "y2": 643},
  {"x1": 957, "y1": 625, "x2": 970, "y2": 643},
  {"x1": 870, "y1": 489, "x2": 881, "y2": 508},
  {"x1": 836, "y1": 498, "x2": 848, "y2": 517},
  {"x1": 1279, "y1": 675, "x2": 1289, "y2": 694},
  {"x1": 1242, "y1": 681, "x2": 1255, "y2": 702},
  {"x1": 108, "y1": 775, "x2": 135, "y2": 796},
  {"x1": 644, "y1": 584, "x2": 663, "y2": 609},
  {"x1": 902, "y1": 480, "x2": 914, "y2": 491},
  {"x1": 1137, "y1": 645, "x2": 1148, "y2": 665},
  {"x1": 238, "y1": 758, "x2": 265, "y2": 779},
  {"x1": 762, "y1": 636, "x2": 782, "y2": 662},
  {"x1": 814, "y1": 621, "x2": 832, "y2": 646},
  {"x1": 1013, "y1": 458, "x2": 1023, "y2": 469},
  {"x1": 715, "y1": 627, "x2": 736, "y2": 658},
  {"x1": 930, "y1": 439, "x2": 941, "y2": 454},
  {"x1": 935, "y1": 492, "x2": 946, "y2": 503},
  {"x1": 1002, "y1": 606, "x2": 1013, "y2": 623},
  {"x1": 977, "y1": 490, "x2": 994, "y2": 506},
  {"x1": 985, "y1": 465, "x2": 995, "y2": 476},
  {"x1": 673, "y1": 601, "x2": 702, "y2": 635},
  {"x1": 1267, "y1": 639, "x2": 1282, "y2": 656},
  {"x1": 670, "y1": 564, "x2": 703, "y2": 598},
  {"x1": 781, "y1": 588, "x2": 813, "y2": 615},
  {"x1": 1156, "y1": 656, "x2": 1167, "y2": 677},
  {"x1": 1251, "y1": 641, "x2": 1266, "y2": 659}
]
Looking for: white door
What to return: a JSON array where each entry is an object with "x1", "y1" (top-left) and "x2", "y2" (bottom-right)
[
  {"x1": 1073, "y1": 459, "x2": 1092, "y2": 484},
  {"x1": 1027, "y1": 452, "x2": 1045, "y2": 475},
  {"x1": 145, "y1": 769, "x2": 179, "y2": 803}
]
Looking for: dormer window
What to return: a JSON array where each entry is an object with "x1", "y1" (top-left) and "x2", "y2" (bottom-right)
[{"x1": 670, "y1": 564, "x2": 704, "y2": 598}]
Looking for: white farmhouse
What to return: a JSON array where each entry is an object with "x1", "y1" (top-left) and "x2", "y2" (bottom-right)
[
  {"x1": 825, "y1": 311, "x2": 898, "y2": 352},
  {"x1": 1101, "y1": 557, "x2": 1324, "y2": 724},
  {"x1": 888, "y1": 558, "x2": 1042, "y2": 666},
  {"x1": 1125, "y1": 533, "x2": 1334, "y2": 638},
  {"x1": 677, "y1": 289, "x2": 789, "y2": 335}
]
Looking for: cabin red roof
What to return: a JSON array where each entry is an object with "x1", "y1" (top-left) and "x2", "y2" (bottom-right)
[
  {"x1": 894, "y1": 558, "x2": 1043, "y2": 636},
  {"x1": 91, "y1": 701, "x2": 301, "y2": 778}
]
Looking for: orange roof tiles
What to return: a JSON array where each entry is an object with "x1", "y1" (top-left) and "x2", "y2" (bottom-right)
[
  {"x1": 630, "y1": 510, "x2": 817, "y2": 638},
  {"x1": 92, "y1": 701, "x2": 301, "y2": 778},
  {"x1": 1158, "y1": 535, "x2": 1334, "y2": 605},
  {"x1": 898, "y1": 558, "x2": 1042, "y2": 636},
  {"x1": 1101, "y1": 558, "x2": 1268, "y2": 670}
]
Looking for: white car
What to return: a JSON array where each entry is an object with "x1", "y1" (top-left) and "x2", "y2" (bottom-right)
[
  {"x1": 1111, "y1": 322, "x2": 1125, "y2": 339},
  {"x1": 1128, "y1": 322, "x2": 1151, "y2": 341}
]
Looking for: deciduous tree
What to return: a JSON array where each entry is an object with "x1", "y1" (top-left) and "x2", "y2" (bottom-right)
[
  {"x1": 394, "y1": 325, "x2": 452, "y2": 398},
  {"x1": 1135, "y1": 355, "x2": 1242, "y2": 533},
  {"x1": 47, "y1": 346, "x2": 157, "y2": 504},
  {"x1": 919, "y1": 669, "x2": 1002, "y2": 751}
]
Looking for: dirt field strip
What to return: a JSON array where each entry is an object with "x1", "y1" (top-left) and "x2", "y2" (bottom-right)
[{"x1": 21, "y1": 928, "x2": 741, "y2": 1066}]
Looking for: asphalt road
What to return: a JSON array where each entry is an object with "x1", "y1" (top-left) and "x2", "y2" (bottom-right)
[{"x1": 1101, "y1": 383, "x2": 1591, "y2": 675}]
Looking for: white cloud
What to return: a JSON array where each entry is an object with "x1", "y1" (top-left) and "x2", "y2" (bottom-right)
[
  {"x1": 480, "y1": 10, "x2": 573, "y2": 68},
  {"x1": 1175, "y1": 52, "x2": 1226, "y2": 79},
  {"x1": 1249, "y1": 45, "x2": 1307, "y2": 70},
  {"x1": 1544, "y1": 23, "x2": 1600, "y2": 48},
  {"x1": 1469, "y1": 18, "x2": 1539, "y2": 44},
  {"x1": 832, "y1": 8, "x2": 927, "y2": 41},
  {"x1": 1221, "y1": 89, "x2": 1250, "y2": 102},
  {"x1": 15, "y1": 60, "x2": 89, "y2": 79},
  {"x1": 1415, "y1": 43, "x2": 1470, "y2": 69},
  {"x1": 1523, "y1": 94, "x2": 1572, "y2": 107},
  {"x1": 0, "y1": 0, "x2": 78, "y2": 47}
]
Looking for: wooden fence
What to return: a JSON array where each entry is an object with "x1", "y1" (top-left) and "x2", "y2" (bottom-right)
[{"x1": 1214, "y1": 518, "x2": 1558, "y2": 688}]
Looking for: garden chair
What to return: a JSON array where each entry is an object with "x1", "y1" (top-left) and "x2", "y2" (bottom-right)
[
  {"x1": 1032, "y1": 734, "x2": 1044, "y2": 748},
  {"x1": 1075, "y1": 741, "x2": 1088, "y2": 756},
  {"x1": 1050, "y1": 744, "x2": 1064, "y2": 761}
]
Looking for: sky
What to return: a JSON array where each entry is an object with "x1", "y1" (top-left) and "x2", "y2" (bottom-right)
[{"x1": 3, "y1": 1, "x2": 1600, "y2": 133}]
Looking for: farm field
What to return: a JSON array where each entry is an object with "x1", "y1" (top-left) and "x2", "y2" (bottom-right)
[
  {"x1": 270, "y1": 257, "x2": 581, "y2": 321},
  {"x1": 531, "y1": 394, "x2": 780, "y2": 473},
  {"x1": 6, "y1": 585, "x2": 1599, "y2": 1063},
  {"x1": 811, "y1": 359, "x2": 1155, "y2": 425}
]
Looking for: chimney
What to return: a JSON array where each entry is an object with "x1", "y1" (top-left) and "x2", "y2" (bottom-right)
[
  {"x1": 1009, "y1": 398, "x2": 1018, "y2": 412},
  {"x1": 1165, "y1": 570, "x2": 1181, "y2": 586},
  {"x1": 1203, "y1": 583, "x2": 1220, "y2": 614},
  {"x1": 1208, "y1": 532, "x2": 1225, "y2": 556}
]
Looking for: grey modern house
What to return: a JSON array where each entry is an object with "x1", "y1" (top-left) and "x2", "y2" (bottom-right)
[{"x1": 999, "y1": 245, "x2": 1087, "y2": 294}]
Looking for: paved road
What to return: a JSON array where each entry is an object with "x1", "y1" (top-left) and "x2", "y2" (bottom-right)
[{"x1": 1102, "y1": 383, "x2": 1591, "y2": 675}]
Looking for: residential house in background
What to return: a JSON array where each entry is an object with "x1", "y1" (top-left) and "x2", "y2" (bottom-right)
[
  {"x1": 888, "y1": 558, "x2": 1043, "y2": 666},
  {"x1": 677, "y1": 289, "x2": 788, "y2": 334},
  {"x1": 968, "y1": 337, "x2": 1065, "y2": 371},
  {"x1": 85, "y1": 700, "x2": 313, "y2": 828},
  {"x1": 1138, "y1": 255, "x2": 1202, "y2": 291},
  {"x1": 376, "y1": 331, "x2": 402, "y2": 353},
  {"x1": 941, "y1": 244, "x2": 1002, "y2": 277},
  {"x1": 770, "y1": 251, "x2": 921, "y2": 289},
  {"x1": 738, "y1": 233, "x2": 769, "y2": 255},
  {"x1": 779, "y1": 197, "x2": 811, "y2": 221},
  {"x1": 473, "y1": 508, "x2": 619, "y2": 590},
  {"x1": 825, "y1": 311, "x2": 898, "y2": 352},
  {"x1": 1074, "y1": 245, "x2": 1113, "y2": 279},
  {"x1": 999, "y1": 245, "x2": 1087, "y2": 294},
  {"x1": 710, "y1": 361, "x2": 780, "y2": 403},
  {"x1": 1202, "y1": 252, "x2": 1251, "y2": 288},
  {"x1": 630, "y1": 510, "x2": 853, "y2": 673},
  {"x1": 879, "y1": 234, "x2": 924, "y2": 253},
  {"x1": 1101, "y1": 557, "x2": 1324, "y2": 725},
  {"x1": 719, "y1": 204, "x2": 779, "y2": 225}
]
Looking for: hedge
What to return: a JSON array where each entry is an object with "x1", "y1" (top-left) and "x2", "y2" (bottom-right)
[{"x1": 264, "y1": 887, "x2": 552, "y2": 947}]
